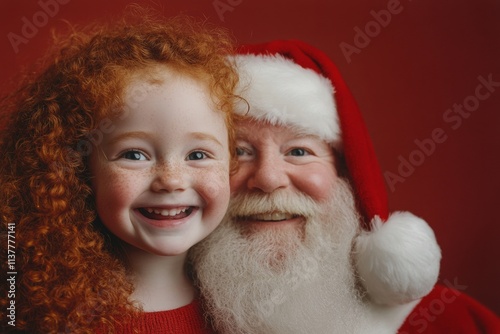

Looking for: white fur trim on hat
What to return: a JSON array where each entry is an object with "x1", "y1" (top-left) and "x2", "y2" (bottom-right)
[
  {"x1": 232, "y1": 54, "x2": 341, "y2": 146},
  {"x1": 354, "y1": 211, "x2": 441, "y2": 305}
]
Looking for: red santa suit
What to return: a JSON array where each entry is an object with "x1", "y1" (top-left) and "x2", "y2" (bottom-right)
[{"x1": 399, "y1": 284, "x2": 499, "y2": 333}]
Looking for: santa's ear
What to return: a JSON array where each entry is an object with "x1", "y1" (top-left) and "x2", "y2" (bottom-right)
[{"x1": 354, "y1": 212, "x2": 441, "y2": 305}]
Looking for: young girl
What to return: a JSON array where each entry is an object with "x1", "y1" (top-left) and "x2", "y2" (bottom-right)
[{"x1": 0, "y1": 9, "x2": 238, "y2": 334}]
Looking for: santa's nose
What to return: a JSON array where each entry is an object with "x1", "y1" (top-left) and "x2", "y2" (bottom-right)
[{"x1": 246, "y1": 153, "x2": 290, "y2": 193}]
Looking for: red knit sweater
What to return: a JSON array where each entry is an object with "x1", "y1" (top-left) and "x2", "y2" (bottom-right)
[{"x1": 114, "y1": 299, "x2": 215, "y2": 334}]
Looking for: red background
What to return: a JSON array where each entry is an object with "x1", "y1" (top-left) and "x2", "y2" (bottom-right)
[{"x1": 1, "y1": 0, "x2": 498, "y2": 315}]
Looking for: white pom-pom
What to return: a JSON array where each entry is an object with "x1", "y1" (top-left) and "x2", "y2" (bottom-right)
[{"x1": 355, "y1": 211, "x2": 441, "y2": 305}]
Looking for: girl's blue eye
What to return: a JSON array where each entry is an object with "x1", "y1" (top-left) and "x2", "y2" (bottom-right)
[
  {"x1": 122, "y1": 150, "x2": 147, "y2": 161},
  {"x1": 188, "y1": 151, "x2": 207, "y2": 160},
  {"x1": 289, "y1": 148, "x2": 307, "y2": 156}
]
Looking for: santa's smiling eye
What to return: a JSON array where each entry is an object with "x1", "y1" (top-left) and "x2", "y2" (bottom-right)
[
  {"x1": 236, "y1": 147, "x2": 252, "y2": 156},
  {"x1": 287, "y1": 148, "x2": 309, "y2": 156},
  {"x1": 236, "y1": 147, "x2": 245, "y2": 156}
]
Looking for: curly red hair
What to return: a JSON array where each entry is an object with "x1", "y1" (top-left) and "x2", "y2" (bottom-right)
[{"x1": 0, "y1": 8, "x2": 238, "y2": 334}]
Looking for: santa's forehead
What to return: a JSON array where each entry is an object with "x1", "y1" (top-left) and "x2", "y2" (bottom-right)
[{"x1": 235, "y1": 118, "x2": 324, "y2": 141}]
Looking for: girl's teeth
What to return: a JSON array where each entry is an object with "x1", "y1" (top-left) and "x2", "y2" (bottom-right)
[{"x1": 148, "y1": 207, "x2": 189, "y2": 216}]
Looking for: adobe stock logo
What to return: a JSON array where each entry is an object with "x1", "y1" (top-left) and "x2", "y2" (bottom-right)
[
  {"x1": 400, "y1": 278, "x2": 468, "y2": 334},
  {"x1": 339, "y1": 0, "x2": 409, "y2": 64},
  {"x1": 49, "y1": 84, "x2": 152, "y2": 176},
  {"x1": 384, "y1": 74, "x2": 500, "y2": 192},
  {"x1": 7, "y1": 0, "x2": 71, "y2": 54},
  {"x1": 213, "y1": 0, "x2": 243, "y2": 22}
]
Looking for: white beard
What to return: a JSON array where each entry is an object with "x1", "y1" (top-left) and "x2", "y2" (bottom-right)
[{"x1": 189, "y1": 179, "x2": 384, "y2": 334}]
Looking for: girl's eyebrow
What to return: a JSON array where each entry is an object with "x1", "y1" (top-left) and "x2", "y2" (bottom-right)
[
  {"x1": 107, "y1": 131, "x2": 152, "y2": 146},
  {"x1": 107, "y1": 131, "x2": 223, "y2": 147},
  {"x1": 190, "y1": 132, "x2": 223, "y2": 147}
]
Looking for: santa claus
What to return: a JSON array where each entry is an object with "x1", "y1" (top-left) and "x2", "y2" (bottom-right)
[{"x1": 189, "y1": 40, "x2": 499, "y2": 334}]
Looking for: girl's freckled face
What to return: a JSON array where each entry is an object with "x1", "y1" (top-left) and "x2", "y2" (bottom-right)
[{"x1": 90, "y1": 67, "x2": 230, "y2": 256}]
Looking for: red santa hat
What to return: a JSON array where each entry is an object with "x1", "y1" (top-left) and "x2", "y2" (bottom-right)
[{"x1": 232, "y1": 40, "x2": 441, "y2": 306}]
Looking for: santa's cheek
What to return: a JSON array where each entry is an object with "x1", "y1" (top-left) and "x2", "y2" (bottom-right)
[
  {"x1": 229, "y1": 163, "x2": 256, "y2": 193},
  {"x1": 292, "y1": 169, "x2": 338, "y2": 202},
  {"x1": 229, "y1": 173, "x2": 247, "y2": 194}
]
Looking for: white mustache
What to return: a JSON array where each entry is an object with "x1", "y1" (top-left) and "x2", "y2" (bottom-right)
[{"x1": 227, "y1": 190, "x2": 319, "y2": 219}]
